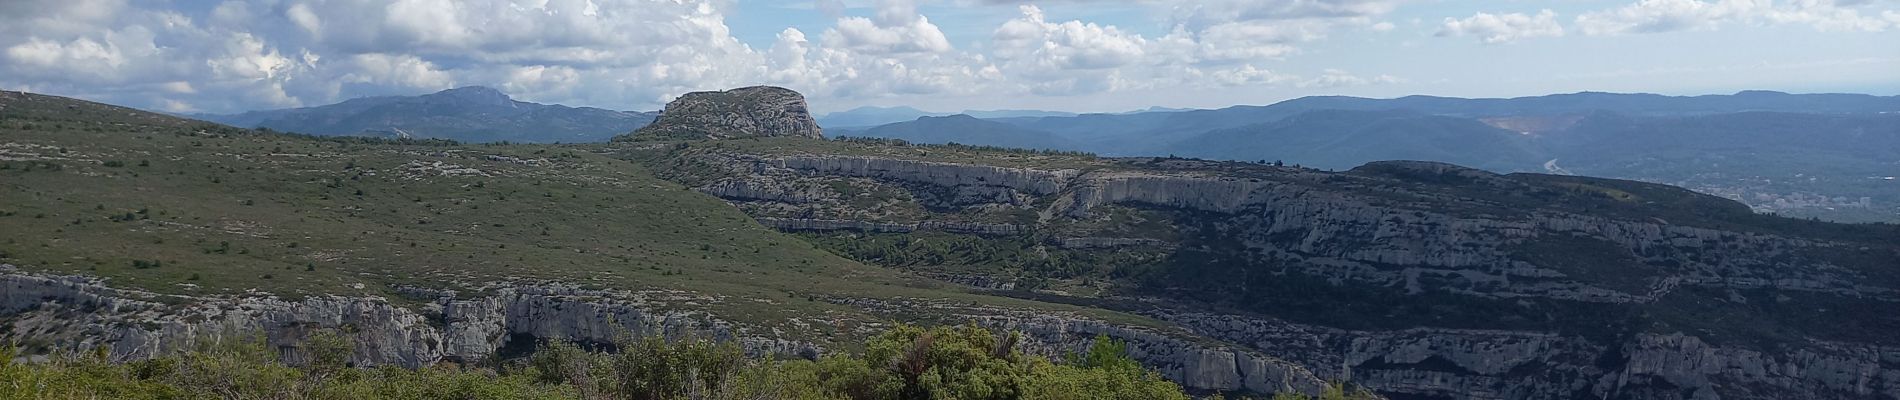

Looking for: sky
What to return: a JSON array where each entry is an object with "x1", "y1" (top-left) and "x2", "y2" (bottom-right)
[{"x1": 2, "y1": 0, "x2": 1897, "y2": 115}]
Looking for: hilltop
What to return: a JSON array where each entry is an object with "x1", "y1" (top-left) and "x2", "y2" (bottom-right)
[{"x1": 619, "y1": 86, "x2": 823, "y2": 141}]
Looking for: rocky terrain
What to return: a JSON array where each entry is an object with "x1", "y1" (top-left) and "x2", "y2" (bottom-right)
[
  {"x1": 629, "y1": 130, "x2": 1900, "y2": 399},
  {"x1": 0, "y1": 265, "x2": 817, "y2": 366},
  {"x1": 621, "y1": 86, "x2": 823, "y2": 141},
  {"x1": 7, "y1": 86, "x2": 1899, "y2": 399}
]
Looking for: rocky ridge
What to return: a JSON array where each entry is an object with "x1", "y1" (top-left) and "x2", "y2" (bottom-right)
[
  {"x1": 0, "y1": 265, "x2": 817, "y2": 367},
  {"x1": 622, "y1": 86, "x2": 823, "y2": 140},
  {"x1": 1, "y1": 265, "x2": 1348, "y2": 396},
  {"x1": 637, "y1": 141, "x2": 1900, "y2": 399}
]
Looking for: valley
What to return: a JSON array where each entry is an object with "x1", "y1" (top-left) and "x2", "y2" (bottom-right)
[{"x1": 5, "y1": 86, "x2": 1899, "y2": 399}]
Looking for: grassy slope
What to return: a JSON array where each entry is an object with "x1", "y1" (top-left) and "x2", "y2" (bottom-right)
[{"x1": 0, "y1": 91, "x2": 1168, "y2": 339}]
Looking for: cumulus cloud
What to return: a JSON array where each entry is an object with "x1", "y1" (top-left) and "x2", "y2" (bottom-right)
[
  {"x1": 0, "y1": 0, "x2": 1416, "y2": 113},
  {"x1": 821, "y1": 0, "x2": 953, "y2": 54},
  {"x1": 1298, "y1": 69, "x2": 1403, "y2": 88},
  {"x1": 993, "y1": 5, "x2": 1146, "y2": 70},
  {"x1": 1575, "y1": 0, "x2": 1896, "y2": 35},
  {"x1": 1438, "y1": 10, "x2": 1566, "y2": 44}
]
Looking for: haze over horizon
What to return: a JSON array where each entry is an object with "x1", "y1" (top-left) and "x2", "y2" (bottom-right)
[{"x1": 3, "y1": 0, "x2": 1897, "y2": 115}]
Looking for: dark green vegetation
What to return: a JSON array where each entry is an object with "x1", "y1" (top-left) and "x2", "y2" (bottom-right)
[
  {"x1": 0, "y1": 90, "x2": 1145, "y2": 337},
  {"x1": 634, "y1": 135, "x2": 1900, "y2": 349},
  {"x1": 197, "y1": 86, "x2": 658, "y2": 143},
  {"x1": 0, "y1": 325, "x2": 1194, "y2": 400},
  {"x1": 10, "y1": 86, "x2": 1900, "y2": 399}
]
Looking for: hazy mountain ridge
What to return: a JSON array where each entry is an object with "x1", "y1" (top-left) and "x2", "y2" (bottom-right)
[
  {"x1": 198, "y1": 86, "x2": 659, "y2": 143},
  {"x1": 841, "y1": 114, "x2": 1076, "y2": 150},
  {"x1": 818, "y1": 106, "x2": 1077, "y2": 128},
  {"x1": 848, "y1": 91, "x2": 1900, "y2": 222}
]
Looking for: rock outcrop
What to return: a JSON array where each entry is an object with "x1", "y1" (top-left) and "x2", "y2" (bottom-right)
[
  {"x1": 0, "y1": 266, "x2": 818, "y2": 367},
  {"x1": 1157, "y1": 311, "x2": 1900, "y2": 400},
  {"x1": 757, "y1": 217, "x2": 1025, "y2": 235},
  {"x1": 624, "y1": 86, "x2": 823, "y2": 140},
  {"x1": 641, "y1": 142, "x2": 1900, "y2": 399}
]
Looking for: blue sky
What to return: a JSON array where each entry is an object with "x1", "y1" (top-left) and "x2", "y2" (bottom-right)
[{"x1": 2, "y1": 0, "x2": 1896, "y2": 115}]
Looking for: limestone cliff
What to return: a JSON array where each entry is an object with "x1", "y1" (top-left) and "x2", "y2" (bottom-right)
[
  {"x1": 0, "y1": 266, "x2": 817, "y2": 367},
  {"x1": 635, "y1": 141, "x2": 1900, "y2": 399},
  {"x1": 621, "y1": 86, "x2": 823, "y2": 140}
]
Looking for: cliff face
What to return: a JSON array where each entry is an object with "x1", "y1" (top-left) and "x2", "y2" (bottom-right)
[
  {"x1": 636, "y1": 141, "x2": 1900, "y2": 399},
  {"x1": 0, "y1": 266, "x2": 1327, "y2": 395},
  {"x1": 1161, "y1": 311, "x2": 1900, "y2": 400},
  {"x1": 622, "y1": 86, "x2": 823, "y2": 140},
  {"x1": 0, "y1": 266, "x2": 817, "y2": 367}
]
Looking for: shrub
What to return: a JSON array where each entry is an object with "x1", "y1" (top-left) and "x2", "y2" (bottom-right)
[{"x1": 3, "y1": 324, "x2": 1197, "y2": 400}]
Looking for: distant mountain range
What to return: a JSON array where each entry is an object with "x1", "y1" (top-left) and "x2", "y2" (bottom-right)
[
  {"x1": 196, "y1": 87, "x2": 657, "y2": 143},
  {"x1": 841, "y1": 114, "x2": 1075, "y2": 150},
  {"x1": 817, "y1": 106, "x2": 1077, "y2": 128},
  {"x1": 842, "y1": 91, "x2": 1900, "y2": 222}
]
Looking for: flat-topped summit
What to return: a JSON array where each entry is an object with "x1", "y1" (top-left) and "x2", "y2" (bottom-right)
[{"x1": 620, "y1": 86, "x2": 823, "y2": 141}]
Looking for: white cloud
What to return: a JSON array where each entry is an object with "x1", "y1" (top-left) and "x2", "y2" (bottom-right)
[
  {"x1": 1438, "y1": 9, "x2": 1566, "y2": 44},
  {"x1": 1297, "y1": 69, "x2": 1403, "y2": 88},
  {"x1": 992, "y1": 5, "x2": 1146, "y2": 70},
  {"x1": 1576, "y1": 0, "x2": 1765, "y2": 35},
  {"x1": 1576, "y1": 0, "x2": 1896, "y2": 35},
  {"x1": 1208, "y1": 64, "x2": 1292, "y2": 86},
  {"x1": 1171, "y1": 0, "x2": 1406, "y2": 28},
  {"x1": 286, "y1": 3, "x2": 322, "y2": 37},
  {"x1": 1193, "y1": 21, "x2": 1323, "y2": 62},
  {"x1": 341, "y1": 53, "x2": 453, "y2": 89},
  {"x1": 820, "y1": 0, "x2": 953, "y2": 54}
]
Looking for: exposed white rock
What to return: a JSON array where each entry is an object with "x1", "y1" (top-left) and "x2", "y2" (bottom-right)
[{"x1": 0, "y1": 266, "x2": 817, "y2": 367}]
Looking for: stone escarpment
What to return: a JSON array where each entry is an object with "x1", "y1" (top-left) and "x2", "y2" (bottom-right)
[
  {"x1": 650, "y1": 146, "x2": 1900, "y2": 399},
  {"x1": 623, "y1": 86, "x2": 823, "y2": 140},
  {"x1": 0, "y1": 266, "x2": 817, "y2": 367},
  {"x1": 696, "y1": 153, "x2": 1889, "y2": 304},
  {"x1": 2, "y1": 266, "x2": 1332, "y2": 395},
  {"x1": 771, "y1": 156, "x2": 1077, "y2": 196},
  {"x1": 757, "y1": 217, "x2": 1025, "y2": 236},
  {"x1": 1157, "y1": 311, "x2": 1900, "y2": 400}
]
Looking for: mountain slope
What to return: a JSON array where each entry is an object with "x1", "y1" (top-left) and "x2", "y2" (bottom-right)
[
  {"x1": 635, "y1": 135, "x2": 1900, "y2": 399},
  {"x1": 1, "y1": 89, "x2": 1342, "y2": 396},
  {"x1": 842, "y1": 114, "x2": 1076, "y2": 150},
  {"x1": 819, "y1": 107, "x2": 1077, "y2": 128},
  {"x1": 199, "y1": 86, "x2": 658, "y2": 143},
  {"x1": 963, "y1": 92, "x2": 1900, "y2": 222},
  {"x1": 9, "y1": 87, "x2": 1900, "y2": 400},
  {"x1": 993, "y1": 90, "x2": 1900, "y2": 152},
  {"x1": 1165, "y1": 109, "x2": 1543, "y2": 171},
  {"x1": 817, "y1": 106, "x2": 939, "y2": 128}
]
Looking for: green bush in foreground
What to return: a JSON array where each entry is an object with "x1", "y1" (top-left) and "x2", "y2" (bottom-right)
[{"x1": 0, "y1": 325, "x2": 1196, "y2": 400}]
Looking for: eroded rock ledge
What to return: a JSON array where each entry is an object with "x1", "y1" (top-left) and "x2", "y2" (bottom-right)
[
  {"x1": 1, "y1": 266, "x2": 1328, "y2": 395},
  {"x1": 0, "y1": 265, "x2": 815, "y2": 367}
]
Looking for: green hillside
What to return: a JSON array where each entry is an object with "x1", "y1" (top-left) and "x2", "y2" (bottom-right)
[{"x1": 0, "y1": 91, "x2": 1108, "y2": 332}]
